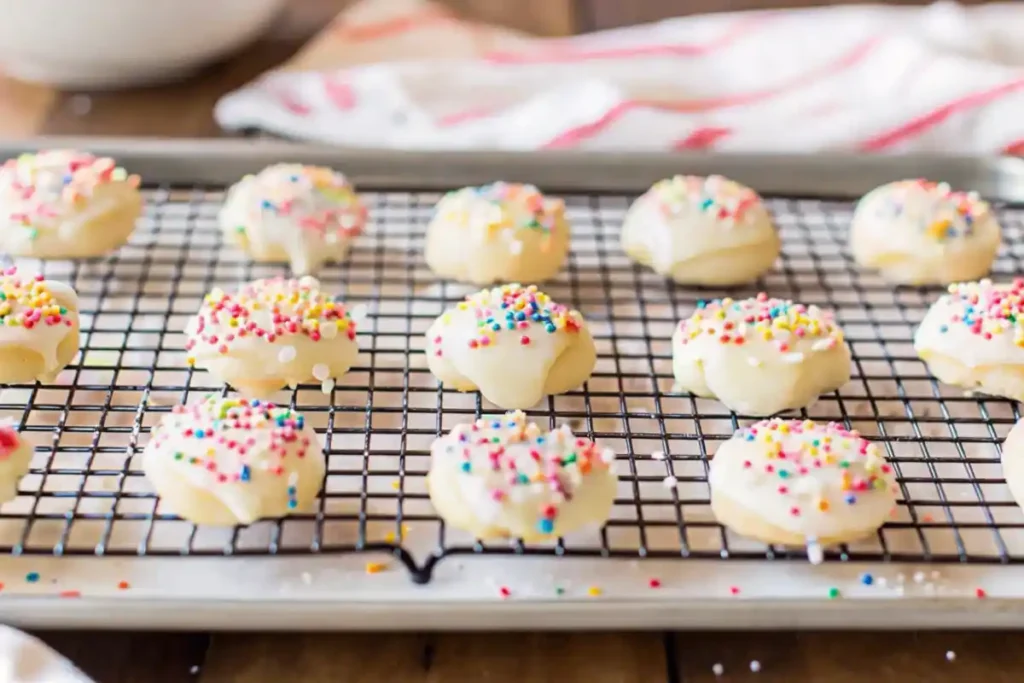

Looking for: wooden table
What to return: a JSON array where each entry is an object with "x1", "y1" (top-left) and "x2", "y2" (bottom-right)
[{"x1": 4, "y1": 1, "x2": 1024, "y2": 681}]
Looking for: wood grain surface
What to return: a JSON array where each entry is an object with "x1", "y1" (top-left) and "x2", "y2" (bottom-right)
[
  {"x1": 30, "y1": 630, "x2": 1024, "y2": 682},
  {"x1": 9, "y1": 1, "x2": 1024, "y2": 682}
]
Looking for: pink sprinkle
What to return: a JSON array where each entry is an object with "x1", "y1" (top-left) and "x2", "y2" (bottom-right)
[{"x1": 520, "y1": 335, "x2": 531, "y2": 345}]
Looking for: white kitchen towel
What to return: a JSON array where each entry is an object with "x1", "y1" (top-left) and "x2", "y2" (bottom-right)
[
  {"x1": 216, "y1": 0, "x2": 1024, "y2": 154},
  {"x1": 0, "y1": 627, "x2": 91, "y2": 683}
]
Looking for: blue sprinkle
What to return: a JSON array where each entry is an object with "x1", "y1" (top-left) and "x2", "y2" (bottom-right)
[
  {"x1": 460, "y1": 462, "x2": 471, "y2": 473},
  {"x1": 287, "y1": 500, "x2": 297, "y2": 509},
  {"x1": 536, "y1": 437, "x2": 545, "y2": 444},
  {"x1": 492, "y1": 420, "x2": 501, "y2": 428},
  {"x1": 506, "y1": 322, "x2": 516, "y2": 330},
  {"x1": 492, "y1": 323, "x2": 501, "y2": 331},
  {"x1": 195, "y1": 429, "x2": 205, "y2": 438},
  {"x1": 240, "y1": 465, "x2": 251, "y2": 482},
  {"x1": 860, "y1": 573, "x2": 874, "y2": 586},
  {"x1": 261, "y1": 199, "x2": 274, "y2": 210},
  {"x1": 500, "y1": 302, "x2": 509, "y2": 309},
  {"x1": 939, "y1": 325, "x2": 949, "y2": 333},
  {"x1": 545, "y1": 325, "x2": 556, "y2": 333},
  {"x1": 25, "y1": 572, "x2": 39, "y2": 583},
  {"x1": 297, "y1": 416, "x2": 305, "y2": 429},
  {"x1": 696, "y1": 301, "x2": 706, "y2": 309},
  {"x1": 538, "y1": 518, "x2": 555, "y2": 534},
  {"x1": 700, "y1": 198, "x2": 714, "y2": 210},
  {"x1": 744, "y1": 433, "x2": 755, "y2": 441},
  {"x1": 507, "y1": 421, "x2": 517, "y2": 427},
  {"x1": 516, "y1": 312, "x2": 526, "y2": 321},
  {"x1": 287, "y1": 486, "x2": 297, "y2": 495},
  {"x1": 517, "y1": 473, "x2": 529, "y2": 484},
  {"x1": 844, "y1": 493, "x2": 856, "y2": 505},
  {"x1": 62, "y1": 174, "x2": 73, "y2": 185}
]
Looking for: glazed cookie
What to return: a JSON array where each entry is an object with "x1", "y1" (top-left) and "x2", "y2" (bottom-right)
[
  {"x1": 1001, "y1": 419, "x2": 1024, "y2": 513},
  {"x1": 425, "y1": 284, "x2": 596, "y2": 409},
  {"x1": 425, "y1": 182, "x2": 570, "y2": 285},
  {"x1": 0, "y1": 267, "x2": 80, "y2": 384},
  {"x1": 914, "y1": 279, "x2": 1024, "y2": 401},
  {"x1": 673, "y1": 294, "x2": 850, "y2": 416},
  {"x1": 220, "y1": 164, "x2": 367, "y2": 276},
  {"x1": 621, "y1": 175, "x2": 779, "y2": 285},
  {"x1": 850, "y1": 179, "x2": 1000, "y2": 285},
  {"x1": 0, "y1": 424, "x2": 32, "y2": 505},
  {"x1": 710, "y1": 419, "x2": 898, "y2": 548},
  {"x1": 428, "y1": 410, "x2": 617, "y2": 541},
  {"x1": 185, "y1": 276, "x2": 359, "y2": 398},
  {"x1": 143, "y1": 396, "x2": 324, "y2": 526},
  {"x1": 0, "y1": 150, "x2": 142, "y2": 258}
]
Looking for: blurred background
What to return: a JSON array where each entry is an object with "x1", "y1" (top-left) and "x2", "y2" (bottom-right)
[{"x1": 0, "y1": 0, "x2": 1019, "y2": 154}]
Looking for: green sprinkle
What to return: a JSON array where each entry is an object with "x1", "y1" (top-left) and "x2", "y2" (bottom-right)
[
  {"x1": 555, "y1": 587, "x2": 565, "y2": 596},
  {"x1": 25, "y1": 228, "x2": 38, "y2": 240},
  {"x1": 828, "y1": 587, "x2": 840, "y2": 599},
  {"x1": 562, "y1": 453, "x2": 578, "y2": 465},
  {"x1": 173, "y1": 452, "x2": 184, "y2": 461},
  {"x1": 778, "y1": 470, "x2": 790, "y2": 478},
  {"x1": 235, "y1": 225, "x2": 246, "y2": 234},
  {"x1": 839, "y1": 460, "x2": 851, "y2": 469}
]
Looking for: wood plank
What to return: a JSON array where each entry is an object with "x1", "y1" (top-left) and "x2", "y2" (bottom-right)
[
  {"x1": 202, "y1": 632, "x2": 666, "y2": 683},
  {"x1": 672, "y1": 631, "x2": 1024, "y2": 683},
  {"x1": 34, "y1": 631, "x2": 210, "y2": 683}
]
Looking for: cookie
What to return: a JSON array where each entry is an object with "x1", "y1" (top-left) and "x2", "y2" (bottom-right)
[
  {"x1": 851, "y1": 179, "x2": 1000, "y2": 285},
  {"x1": 710, "y1": 418, "x2": 898, "y2": 547},
  {"x1": 220, "y1": 164, "x2": 367, "y2": 276},
  {"x1": 621, "y1": 175, "x2": 779, "y2": 285},
  {"x1": 915, "y1": 279, "x2": 1024, "y2": 401},
  {"x1": 0, "y1": 150, "x2": 142, "y2": 259},
  {"x1": 427, "y1": 410, "x2": 617, "y2": 541},
  {"x1": 1001, "y1": 418, "x2": 1024, "y2": 514},
  {"x1": 672, "y1": 294, "x2": 850, "y2": 416},
  {"x1": 0, "y1": 267, "x2": 80, "y2": 384},
  {"x1": 143, "y1": 396, "x2": 325, "y2": 526},
  {"x1": 425, "y1": 283, "x2": 596, "y2": 409},
  {"x1": 185, "y1": 276, "x2": 359, "y2": 398},
  {"x1": 425, "y1": 182, "x2": 570, "y2": 285},
  {"x1": 0, "y1": 424, "x2": 32, "y2": 505}
]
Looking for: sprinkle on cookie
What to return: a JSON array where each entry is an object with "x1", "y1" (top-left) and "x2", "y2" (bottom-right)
[
  {"x1": 0, "y1": 267, "x2": 74, "y2": 330},
  {"x1": 185, "y1": 277, "x2": 356, "y2": 361},
  {"x1": 149, "y1": 396, "x2": 311, "y2": 484},
  {"x1": 236, "y1": 164, "x2": 366, "y2": 240},
  {"x1": 436, "y1": 182, "x2": 564, "y2": 246},
  {"x1": 649, "y1": 175, "x2": 762, "y2": 225},
  {"x1": 933, "y1": 279, "x2": 1024, "y2": 346},
  {"x1": 734, "y1": 418, "x2": 894, "y2": 516},
  {"x1": 872, "y1": 179, "x2": 988, "y2": 242},
  {"x1": 0, "y1": 425, "x2": 20, "y2": 458},
  {"x1": 676, "y1": 293, "x2": 842, "y2": 353},
  {"x1": 435, "y1": 283, "x2": 583, "y2": 351},
  {"x1": 1, "y1": 151, "x2": 139, "y2": 238},
  {"x1": 442, "y1": 410, "x2": 615, "y2": 535}
]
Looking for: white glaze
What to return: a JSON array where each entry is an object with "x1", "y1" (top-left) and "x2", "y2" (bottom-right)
[
  {"x1": 621, "y1": 175, "x2": 779, "y2": 285},
  {"x1": 672, "y1": 295, "x2": 850, "y2": 416},
  {"x1": 428, "y1": 410, "x2": 617, "y2": 539},
  {"x1": 143, "y1": 396, "x2": 325, "y2": 526},
  {"x1": 220, "y1": 163, "x2": 366, "y2": 276},
  {"x1": 710, "y1": 419, "x2": 898, "y2": 543},
  {"x1": 425, "y1": 284, "x2": 596, "y2": 409}
]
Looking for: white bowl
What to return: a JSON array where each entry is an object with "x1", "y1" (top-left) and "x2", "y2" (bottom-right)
[{"x1": 0, "y1": 0, "x2": 287, "y2": 89}]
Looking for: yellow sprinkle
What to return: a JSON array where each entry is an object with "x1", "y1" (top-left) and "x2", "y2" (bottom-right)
[
  {"x1": 365, "y1": 562, "x2": 388, "y2": 574},
  {"x1": 186, "y1": 357, "x2": 196, "y2": 366},
  {"x1": 587, "y1": 586, "x2": 602, "y2": 597},
  {"x1": 391, "y1": 480, "x2": 400, "y2": 490}
]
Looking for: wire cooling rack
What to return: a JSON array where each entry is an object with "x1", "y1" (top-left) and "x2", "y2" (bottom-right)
[{"x1": 2, "y1": 183, "x2": 1024, "y2": 585}]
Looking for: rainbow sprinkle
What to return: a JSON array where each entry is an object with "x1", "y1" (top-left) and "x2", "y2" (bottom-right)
[
  {"x1": 434, "y1": 283, "x2": 583, "y2": 352},
  {"x1": 436, "y1": 182, "x2": 564, "y2": 242},
  {"x1": 649, "y1": 175, "x2": 762, "y2": 224},
  {"x1": 676, "y1": 293, "x2": 843, "y2": 353},
  {"x1": 0, "y1": 151, "x2": 139, "y2": 239},
  {"x1": 0, "y1": 267, "x2": 75, "y2": 331},
  {"x1": 236, "y1": 164, "x2": 366, "y2": 240},
  {"x1": 0, "y1": 425, "x2": 20, "y2": 458},
  {"x1": 149, "y1": 396, "x2": 312, "y2": 484},
  {"x1": 732, "y1": 418, "x2": 894, "y2": 515},
  {"x1": 932, "y1": 279, "x2": 1024, "y2": 347},
  {"x1": 441, "y1": 410, "x2": 615, "y2": 536},
  {"x1": 870, "y1": 179, "x2": 989, "y2": 242},
  {"x1": 186, "y1": 277, "x2": 355, "y2": 362}
]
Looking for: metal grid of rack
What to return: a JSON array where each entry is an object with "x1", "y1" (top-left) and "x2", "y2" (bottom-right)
[{"x1": 2, "y1": 184, "x2": 1024, "y2": 584}]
